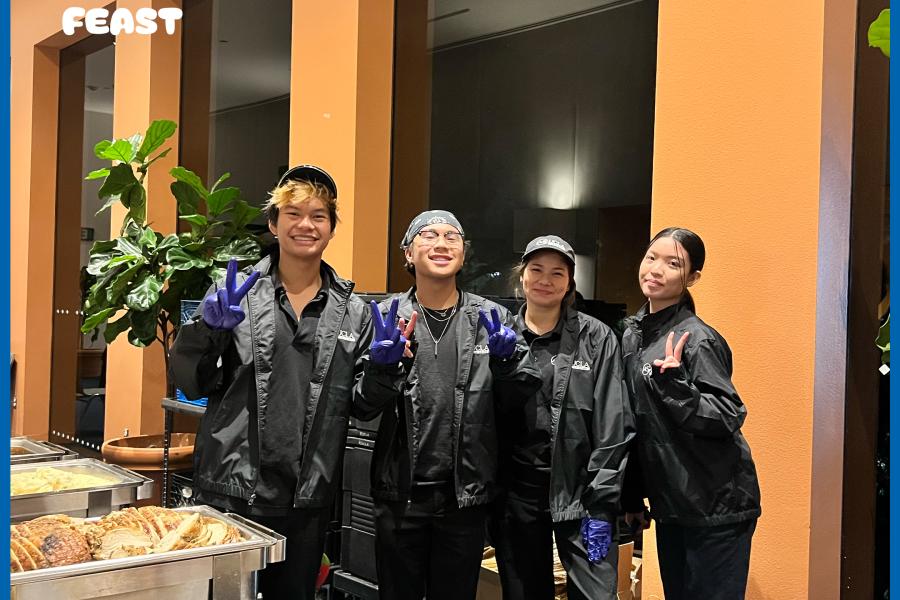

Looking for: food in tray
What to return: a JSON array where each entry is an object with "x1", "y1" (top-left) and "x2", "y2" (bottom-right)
[
  {"x1": 10, "y1": 515, "x2": 92, "y2": 572},
  {"x1": 10, "y1": 507, "x2": 245, "y2": 572},
  {"x1": 11, "y1": 467, "x2": 118, "y2": 495},
  {"x1": 10, "y1": 447, "x2": 32, "y2": 456}
]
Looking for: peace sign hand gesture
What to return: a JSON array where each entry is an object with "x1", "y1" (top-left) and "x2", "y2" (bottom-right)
[
  {"x1": 202, "y1": 259, "x2": 261, "y2": 330},
  {"x1": 370, "y1": 299, "x2": 417, "y2": 365},
  {"x1": 653, "y1": 331, "x2": 690, "y2": 373},
  {"x1": 478, "y1": 307, "x2": 517, "y2": 359}
]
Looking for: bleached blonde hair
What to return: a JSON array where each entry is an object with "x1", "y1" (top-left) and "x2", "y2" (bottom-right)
[{"x1": 265, "y1": 179, "x2": 338, "y2": 230}]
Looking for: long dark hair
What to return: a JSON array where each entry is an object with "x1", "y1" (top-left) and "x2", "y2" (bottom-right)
[{"x1": 646, "y1": 227, "x2": 706, "y2": 312}]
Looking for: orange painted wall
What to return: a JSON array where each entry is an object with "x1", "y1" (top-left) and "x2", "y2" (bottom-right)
[
  {"x1": 646, "y1": 2, "x2": 828, "y2": 598},
  {"x1": 10, "y1": 0, "x2": 112, "y2": 437}
]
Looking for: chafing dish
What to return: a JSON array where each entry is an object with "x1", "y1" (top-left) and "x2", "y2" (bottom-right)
[
  {"x1": 11, "y1": 458, "x2": 154, "y2": 522},
  {"x1": 10, "y1": 505, "x2": 286, "y2": 600},
  {"x1": 10, "y1": 437, "x2": 78, "y2": 465}
]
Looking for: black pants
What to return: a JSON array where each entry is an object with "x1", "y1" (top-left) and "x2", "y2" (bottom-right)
[
  {"x1": 374, "y1": 484, "x2": 487, "y2": 600},
  {"x1": 246, "y1": 507, "x2": 332, "y2": 600},
  {"x1": 490, "y1": 500, "x2": 618, "y2": 600},
  {"x1": 655, "y1": 519, "x2": 756, "y2": 600}
]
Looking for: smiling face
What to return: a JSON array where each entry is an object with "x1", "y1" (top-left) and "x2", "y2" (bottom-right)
[
  {"x1": 638, "y1": 236, "x2": 700, "y2": 310},
  {"x1": 521, "y1": 250, "x2": 572, "y2": 310},
  {"x1": 404, "y1": 222, "x2": 465, "y2": 281},
  {"x1": 268, "y1": 196, "x2": 334, "y2": 260}
]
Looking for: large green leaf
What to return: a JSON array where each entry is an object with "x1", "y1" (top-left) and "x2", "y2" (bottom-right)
[
  {"x1": 213, "y1": 237, "x2": 261, "y2": 262},
  {"x1": 81, "y1": 307, "x2": 118, "y2": 333},
  {"x1": 139, "y1": 227, "x2": 157, "y2": 249},
  {"x1": 229, "y1": 199, "x2": 262, "y2": 230},
  {"x1": 869, "y1": 9, "x2": 890, "y2": 57},
  {"x1": 129, "y1": 309, "x2": 159, "y2": 346},
  {"x1": 85, "y1": 168, "x2": 110, "y2": 181},
  {"x1": 123, "y1": 219, "x2": 143, "y2": 240},
  {"x1": 171, "y1": 180, "x2": 202, "y2": 215},
  {"x1": 156, "y1": 234, "x2": 180, "y2": 252},
  {"x1": 179, "y1": 214, "x2": 209, "y2": 228},
  {"x1": 87, "y1": 251, "x2": 121, "y2": 276},
  {"x1": 126, "y1": 273, "x2": 163, "y2": 311},
  {"x1": 99, "y1": 139, "x2": 136, "y2": 163},
  {"x1": 167, "y1": 246, "x2": 213, "y2": 271},
  {"x1": 127, "y1": 133, "x2": 143, "y2": 163},
  {"x1": 142, "y1": 147, "x2": 172, "y2": 171},
  {"x1": 116, "y1": 237, "x2": 143, "y2": 257},
  {"x1": 207, "y1": 187, "x2": 240, "y2": 216},
  {"x1": 170, "y1": 166, "x2": 208, "y2": 199},
  {"x1": 103, "y1": 313, "x2": 132, "y2": 344},
  {"x1": 98, "y1": 163, "x2": 138, "y2": 200},
  {"x1": 95, "y1": 194, "x2": 121, "y2": 216},
  {"x1": 136, "y1": 120, "x2": 177, "y2": 161},
  {"x1": 106, "y1": 262, "x2": 146, "y2": 305},
  {"x1": 94, "y1": 140, "x2": 112, "y2": 160},
  {"x1": 124, "y1": 184, "x2": 147, "y2": 225},
  {"x1": 210, "y1": 172, "x2": 231, "y2": 193},
  {"x1": 89, "y1": 239, "x2": 118, "y2": 254}
]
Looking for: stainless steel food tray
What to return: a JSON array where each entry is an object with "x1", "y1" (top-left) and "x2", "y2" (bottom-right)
[
  {"x1": 10, "y1": 437, "x2": 78, "y2": 465},
  {"x1": 10, "y1": 505, "x2": 286, "y2": 600},
  {"x1": 11, "y1": 458, "x2": 154, "y2": 521}
]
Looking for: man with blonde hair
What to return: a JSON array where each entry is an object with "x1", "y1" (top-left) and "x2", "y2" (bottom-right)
[{"x1": 170, "y1": 165, "x2": 371, "y2": 599}]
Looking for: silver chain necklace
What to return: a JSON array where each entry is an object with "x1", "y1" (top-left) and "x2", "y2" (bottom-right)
[{"x1": 415, "y1": 292, "x2": 459, "y2": 356}]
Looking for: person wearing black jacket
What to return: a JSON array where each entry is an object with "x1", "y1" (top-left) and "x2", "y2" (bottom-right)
[
  {"x1": 169, "y1": 166, "x2": 371, "y2": 600},
  {"x1": 490, "y1": 235, "x2": 634, "y2": 600},
  {"x1": 353, "y1": 210, "x2": 533, "y2": 600},
  {"x1": 621, "y1": 227, "x2": 761, "y2": 600}
]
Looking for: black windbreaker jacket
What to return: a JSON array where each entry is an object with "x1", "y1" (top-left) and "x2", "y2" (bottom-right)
[
  {"x1": 169, "y1": 256, "x2": 372, "y2": 509},
  {"x1": 620, "y1": 299, "x2": 761, "y2": 526},
  {"x1": 499, "y1": 306, "x2": 635, "y2": 523},
  {"x1": 352, "y1": 289, "x2": 539, "y2": 508}
]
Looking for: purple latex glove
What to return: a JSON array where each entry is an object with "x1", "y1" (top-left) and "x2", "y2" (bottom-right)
[
  {"x1": 369, "y1": 298, "x2": 408, "y2": 365},
  {"x1": 477, "y1": 307, "x2": 517, "y2": 359},
  {"x1": 581, "y1": 517, "x2": 612, "y2": 564},
  {"x1": 202, "y1": 259, "x2": 260, "y2": 330}
]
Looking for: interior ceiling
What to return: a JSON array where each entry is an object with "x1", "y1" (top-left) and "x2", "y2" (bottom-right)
[{"x1": 83, "y1": 0, "x2": 625, "y2": 115}]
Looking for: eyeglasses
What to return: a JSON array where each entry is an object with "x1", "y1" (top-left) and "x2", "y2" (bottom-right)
[{"x1": 417, "y1": 229, "x2": 464, "y2": 246}]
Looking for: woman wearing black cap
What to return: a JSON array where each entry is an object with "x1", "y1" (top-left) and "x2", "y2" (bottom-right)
[
  {"x1": 490, "y1": 235, "x2": 635, "y2": 600},
  {"x1": 621, "y1": 227, "x2": 760, "y2": 600}
]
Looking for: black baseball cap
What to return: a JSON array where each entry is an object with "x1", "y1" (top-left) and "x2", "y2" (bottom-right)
[
  {"x1": 277, "y1": 165, "x2": 337, "y2": 198},
  {"x1": 522, "y1": 235, "x2": 576, "y2": 266}
]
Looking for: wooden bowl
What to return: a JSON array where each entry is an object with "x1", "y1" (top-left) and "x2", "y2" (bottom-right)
[{"x1": 101, "y1": 433, "x2": 195, "y2": 471}]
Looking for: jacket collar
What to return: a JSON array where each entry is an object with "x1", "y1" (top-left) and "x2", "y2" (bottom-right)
[
  {"x1": 626, "y1": 296, "x2": 692, "y2": 338},
  {"x1": 255, "y1": 253, "x2": 354, "y2": 300}
]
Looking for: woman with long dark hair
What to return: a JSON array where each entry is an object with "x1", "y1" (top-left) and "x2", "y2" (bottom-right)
[
  {"x1": 490, "y1": 235, "x2": 634, "y2": 600},
  {"x1": 622, "y1": 227, "x2": 761, "y2": 600}
]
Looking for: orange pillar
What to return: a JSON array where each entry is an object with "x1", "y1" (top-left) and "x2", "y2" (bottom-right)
[
  {"x1": 104, "y1": 0, "x2": 183, "y2": 440},
  {"x1": 290, "y1": 0, "x2": 394, "y2": 292},
  {"x1": 647, "y1": 1, "x2": 856, "y2": 598},
  {"x1": 10, "y1": 0, "x2": 112, "y2": 438}
]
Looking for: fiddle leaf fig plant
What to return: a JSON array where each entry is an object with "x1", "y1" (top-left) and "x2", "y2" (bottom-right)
[{"x1": 80, "y1": 119, "x2": 262, "y2": 379}]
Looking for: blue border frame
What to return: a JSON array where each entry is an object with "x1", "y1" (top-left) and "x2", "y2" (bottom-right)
[
  {"x1": 889, "y1": 2, "x2": 898, "y2": 588},
  {"x1": 2, "y1": 0, "x2": 11, "y2": 595}
]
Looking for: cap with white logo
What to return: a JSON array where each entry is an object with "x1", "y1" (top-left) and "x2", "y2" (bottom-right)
[
  {"x1": 401, "y1": 210, "x2": 464, "y2": 248},
  {"x1": 521, "y1": 235, "x2": 576, "y2": 266}
]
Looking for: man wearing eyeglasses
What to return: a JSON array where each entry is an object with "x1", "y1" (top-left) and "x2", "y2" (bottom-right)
[{"x1": 353, "y1": 210, "x2": 539, "y2": 600}]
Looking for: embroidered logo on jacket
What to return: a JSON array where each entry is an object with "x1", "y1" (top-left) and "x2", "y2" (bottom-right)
[
  {"x1": 338, "y1": 330, "x2": 356, "y2": 343},
  {"x1": 641, "y1": 363, "x2": 652, "y2": 377},
  {"x1": 473, "y1": 344, "x2": 490, "y2": 355},
  {"x1": 572, "y1": 360, "x2": 591, "y2": 371}
]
